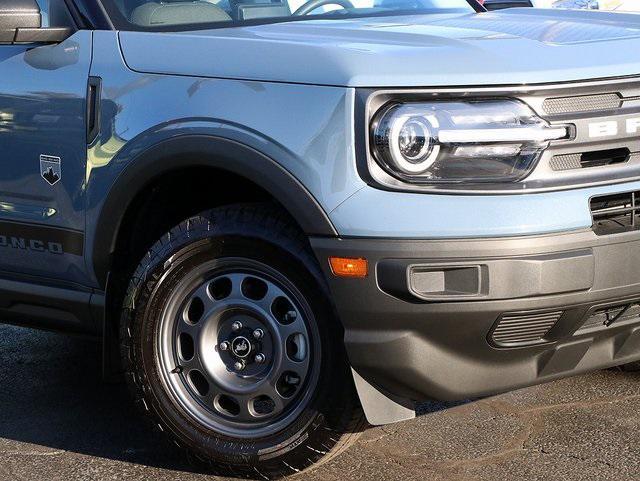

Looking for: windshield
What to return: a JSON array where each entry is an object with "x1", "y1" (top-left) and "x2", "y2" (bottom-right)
[{"x1": 100, "y1": 0, "x2": 475, "y2": 31}]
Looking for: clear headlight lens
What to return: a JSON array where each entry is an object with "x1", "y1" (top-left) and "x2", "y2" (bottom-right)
[{"x1": 371, "y1": 99, "x2": 569, "y2": 184}]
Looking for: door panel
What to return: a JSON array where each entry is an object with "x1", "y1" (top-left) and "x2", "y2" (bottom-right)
[{"x1": 0, "y1": 31, "x2": 91, "y2": 284}]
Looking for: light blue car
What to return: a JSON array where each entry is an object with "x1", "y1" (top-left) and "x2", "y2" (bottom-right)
[{"x1": 2, "y1": 0, "x2": 640, "y2": 477}]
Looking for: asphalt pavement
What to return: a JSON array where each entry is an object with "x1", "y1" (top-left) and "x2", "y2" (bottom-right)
[{"x1": 2, "y1": 322, "x2": 640, "y2": 481}]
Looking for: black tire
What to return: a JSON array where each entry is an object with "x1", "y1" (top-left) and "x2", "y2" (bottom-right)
[{"x1": 120, "y1": 204, "x2": 365, "y2": 479}]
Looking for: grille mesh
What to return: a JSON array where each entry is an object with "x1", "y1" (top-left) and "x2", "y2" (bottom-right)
[
  {"x1": 550, "y1": 151, "x2": 635, "y2": 172},
  {"x1": 543, "y1": 93, "x2": 622, "y2": 115},
  {"x1": 550, "y1": 153, "x2": 583, "y2": 171},
  {"x1": 491, "y1": 311, "x2": 563, "y2": 347}
]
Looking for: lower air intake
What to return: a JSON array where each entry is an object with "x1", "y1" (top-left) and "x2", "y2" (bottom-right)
[
  {"x1": 490, "y1": 311, "x2": 563, "y2": 347},
  {"x1": 590, "y1": 191, "x2": 640, "y2": 235},
  {"x1": 577, "y1": 302, "x2": 640, "y2": 334}
]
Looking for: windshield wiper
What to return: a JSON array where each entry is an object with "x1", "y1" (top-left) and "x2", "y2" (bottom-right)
[{"x1": 466, "y1": 0, "x2": 488, "y2": 12}]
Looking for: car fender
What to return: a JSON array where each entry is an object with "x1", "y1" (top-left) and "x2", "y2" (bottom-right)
[{"x1": 91, "y1": 133, "x2": 337, "y2": 288}]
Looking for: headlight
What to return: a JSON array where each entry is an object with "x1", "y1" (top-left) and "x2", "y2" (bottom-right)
[{"x1": 371, "y1": 99, "x2": 569, "y2": 184}]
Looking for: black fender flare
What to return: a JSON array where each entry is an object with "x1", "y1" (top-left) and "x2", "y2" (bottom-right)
[{"x1": 92, "y1": 135, "x2": 337, "y2": 288}]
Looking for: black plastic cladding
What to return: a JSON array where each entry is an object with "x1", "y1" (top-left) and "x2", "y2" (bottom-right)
[
  {"x1": 311, "y1": 229, "x2": 640, "y2": 401},
  {"x1": 92, "y1": 136, "x2": 338, "y2": 288}
]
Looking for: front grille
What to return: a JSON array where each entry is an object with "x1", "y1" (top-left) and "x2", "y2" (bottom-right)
[
  {"x1": 550, "y1": 149, "x2": 632, "y2": 172},
  {"x1": 591, "y1": 191, "x2": 640, "y2": 235},
  {"x1": 543, "y1": 93, "x2": 622, "y2": 116},
  {"x1": 491, "y1": 311, "x2": 563, "y2": 347},
  {"x1": 577, "y1": 301, "x2": 640, "y2": 334}
]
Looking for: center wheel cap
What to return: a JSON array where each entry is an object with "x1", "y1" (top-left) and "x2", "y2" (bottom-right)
[{"x1": 231, "y1": 336, "x2": 252, "y2": 359}]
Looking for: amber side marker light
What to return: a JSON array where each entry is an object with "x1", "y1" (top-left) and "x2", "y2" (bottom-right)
[{"x1": 329, "y1": 257, "x2": 368, "y2": 278}]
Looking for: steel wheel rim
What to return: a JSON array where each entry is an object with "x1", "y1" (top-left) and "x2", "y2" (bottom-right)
[{"x1": 157, "y1": 258, "x2": 320, "y2": 438}]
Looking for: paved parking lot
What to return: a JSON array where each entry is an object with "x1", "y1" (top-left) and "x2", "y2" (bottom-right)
[{"x1": 2, "y1": 322, "x2": 640, "y2": 481}]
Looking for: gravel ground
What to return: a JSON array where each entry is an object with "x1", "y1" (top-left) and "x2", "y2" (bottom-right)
[{"x1": 2, "y1": 323, "x2": 640, "y2": 481}]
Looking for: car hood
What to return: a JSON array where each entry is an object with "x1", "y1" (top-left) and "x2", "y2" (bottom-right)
[{"x1": 119, "y1": 8, "x2": 640, "y2": 87}]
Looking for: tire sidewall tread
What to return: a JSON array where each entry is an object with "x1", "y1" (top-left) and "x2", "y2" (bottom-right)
[{"x1": 119, "y1": 204, "x2": 364, "y2": 479}]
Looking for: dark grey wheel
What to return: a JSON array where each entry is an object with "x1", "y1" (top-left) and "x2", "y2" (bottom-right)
[
  {"x1": 121, "y1": 205, "x2": 365, "y2": 479},
  {"x1": 158, "y1": 263, "x2": 320, "y2": 438}
]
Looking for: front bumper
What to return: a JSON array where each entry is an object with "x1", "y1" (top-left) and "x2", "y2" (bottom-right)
[{"x1": 312, "y1": 229, "x2": 640, "y2": 402}]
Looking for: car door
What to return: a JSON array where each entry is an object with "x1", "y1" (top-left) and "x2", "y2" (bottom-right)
[{"x1": 0, "y1": 0, "x2": 92, "y2": 285}]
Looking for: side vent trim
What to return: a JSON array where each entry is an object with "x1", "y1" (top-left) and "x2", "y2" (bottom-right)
[{"x1": 87, "y1": 76, "x2": 102, "y2": 145}]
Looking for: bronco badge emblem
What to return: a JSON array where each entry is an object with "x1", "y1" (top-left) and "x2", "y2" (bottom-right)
[
  {"x1": 231, "y1": 336, "x2": 251, "y2": 358},
  {"x1": 40, "y1": 154, "x2": 62, "y2": 186}
]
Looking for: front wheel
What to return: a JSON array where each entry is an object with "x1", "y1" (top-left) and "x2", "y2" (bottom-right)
[{"x1": 120, "y1": 205, "x2": 365, "y2": 479}]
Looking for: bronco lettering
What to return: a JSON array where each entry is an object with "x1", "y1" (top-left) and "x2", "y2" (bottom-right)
[
  {"x1": 0, "y1": 235, "x2": 63, "y2": 255},
  {"x1": 589, "y1": 118, "x2": 640, "y2": 138}
]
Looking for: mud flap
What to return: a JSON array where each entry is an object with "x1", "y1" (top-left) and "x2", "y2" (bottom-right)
[{"x1": 351, "y1": 368, "x2": 415, "y2": 426}]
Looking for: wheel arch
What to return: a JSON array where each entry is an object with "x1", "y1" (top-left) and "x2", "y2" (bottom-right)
[{"x1": 92, "y1": 135, "x2": 337, "y2": 289}]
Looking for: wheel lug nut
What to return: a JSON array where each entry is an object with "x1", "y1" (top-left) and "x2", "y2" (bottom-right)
[
  {"x1": 234, "y1": 361, "x2": 245, "y2": 371},
  {"x1": 232, "y1": 321, "x2": 242, "y2": 331},
  {"x1": 285, "y1": 374, "x2": 300, "y2": 385},
  {"x1": 219, "y1": 342, "x2": 229, "y2": 351},
  {"x1": 253, "y1": 329, "x2": 264, "y2": 340},
  {"x1": 254, "y1": 353, "x2": 266, "y2": 364},
  {"x1": 284, "y1": 311, "x2": 297, "y2": 322}
]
